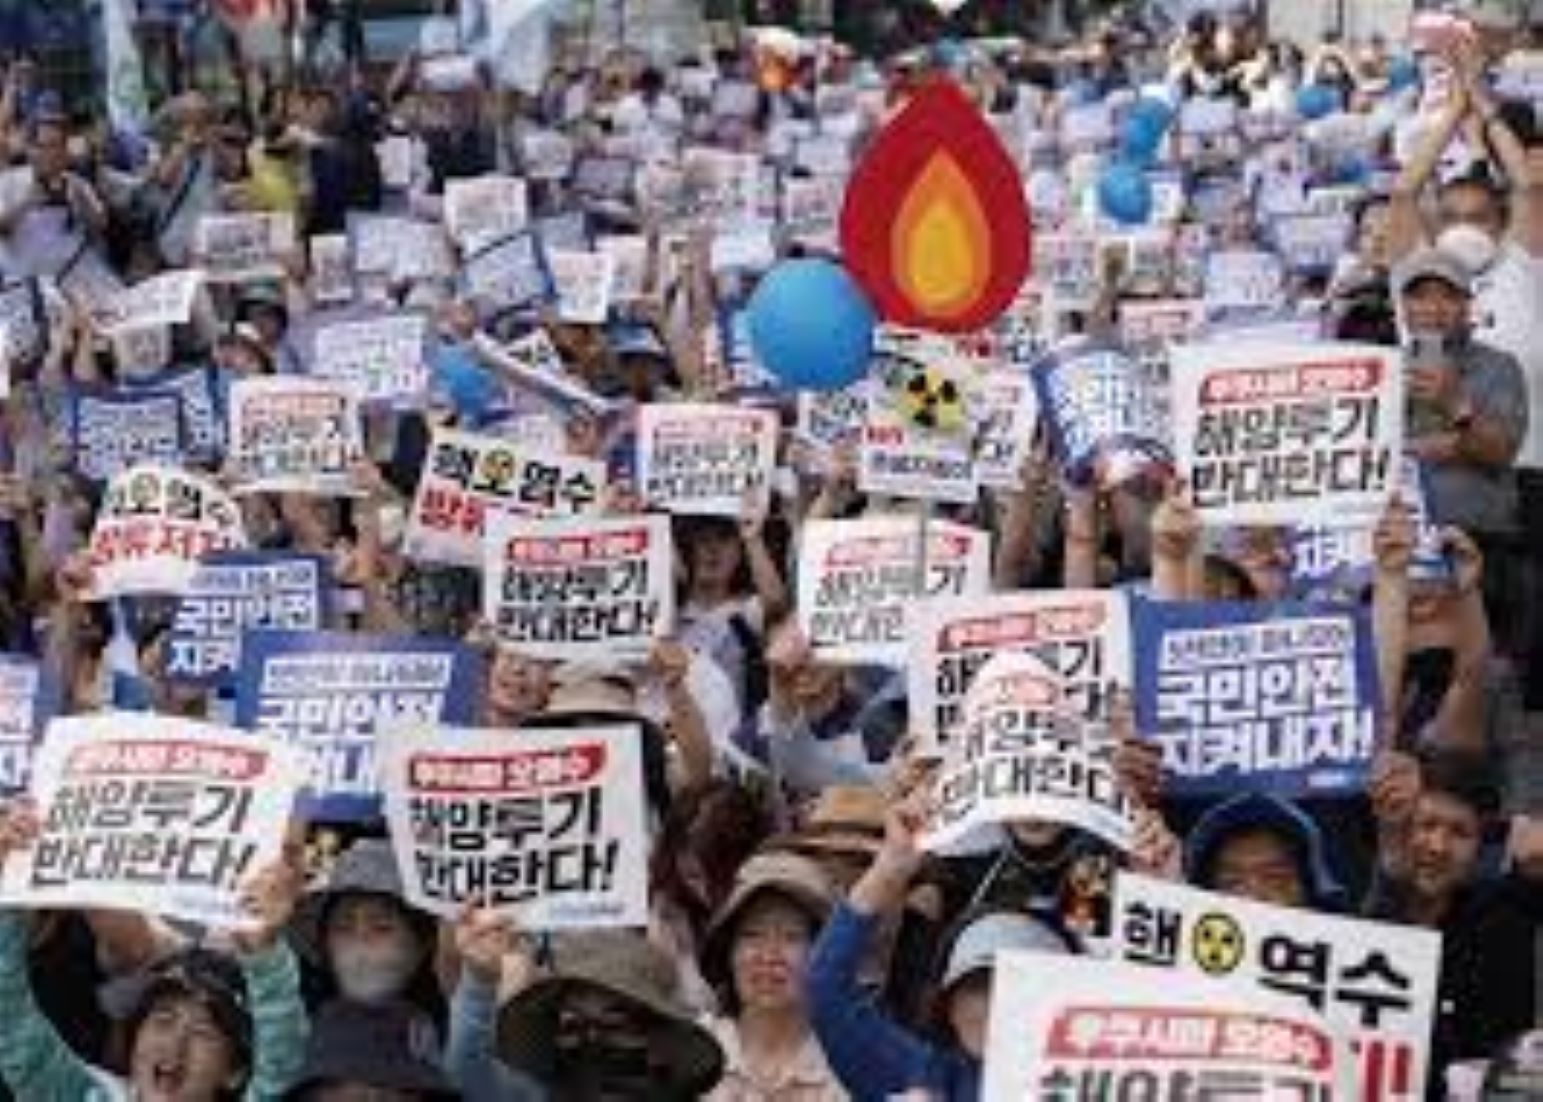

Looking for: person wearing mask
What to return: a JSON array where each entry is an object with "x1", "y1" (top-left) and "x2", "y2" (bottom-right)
[
  {"x1": 1365, "y1": 750, "x2": 1541, "y2": 1093},
  {"x1": 698, "y1": 851, "x2": 845, "y2": 1101},
  {"x1": 806, "y1": 792, "x2": 1078, "y2": 1101},
  {"x1": 291, "y1": 838, "x2": 444, "y2": 1025}
]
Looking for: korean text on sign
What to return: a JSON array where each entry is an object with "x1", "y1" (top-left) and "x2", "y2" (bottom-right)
[
  {"x1": 86, "y1": 465, "x2": 248, "y2": 599},
  {"x1": 1133, "y1": 601, "x2": 1381, "y2": 798},
  {"x1": 1170, "y1": 341, "x2": 1403, "y2": 529},
  {"x1": 382, "y1": 724, "x2": 648, "y2": 929},
  {"x1": 636, "y1": 403, "x2": 778, "y2": 517},
  {"x1": 405, "y1": 427, "x2": 605, "y2": 569},
  {"x1": 483, "y1": 513, "x2": 673, "y2": 662},
  {"x1": 234, "y1": 631, "x2": 482, "y2": 822},
  {"x1": 0, "y1": 714, "x2": 302, "y2": 928},
  {"x1": 1112, "y1": 873, "x2": 1440, "y2": 1102}
]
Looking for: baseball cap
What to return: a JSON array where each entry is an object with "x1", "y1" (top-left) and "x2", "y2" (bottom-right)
[{"x1": 1393, "y1": 246, "x2": 1473, "y2": 298}]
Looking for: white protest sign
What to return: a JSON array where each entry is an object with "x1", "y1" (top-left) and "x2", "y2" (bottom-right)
[
  {"x1": 0, "y1": 714, "x2": 302, "y2": 928},
  {"x1": 227, "y1": 376, "x2": 364, "y2": 495},
  {"x1": 350, "y1": 215, "x2": 452, "y2": 281},
  {"x1": 376, "y1": 135, "x2": 415, "y2": 191},
  {"x1": 1118, "y1": 298, "x2": 1207, "y2": 348},
  {"x1": 444, "y1": 175, "x2": 529, "y2": 252},
  {"x1": 973, "y1": 371, "x2": 1041, "y2": 490},
  {"x1": 461, "y1": 230, "x2": 551, "y2": 310},
  {"x1": 311, "y1": 314, "x2": 428, "y2": 403},
  {"x1": 922, "y1": 652, "x2": 1135, "y2": 855},
  {"x1": 637, "y1": 403, "x2": 778, "y2": 517},
  {"x1": 984, "y1": 952, "x2": 1353, "y2": 1101},
  {"x1": 0, "y1": 658, "x2": 43, "y2": 791},
  {"x1": 797, "y1": 517, "x2": 991, "y2": 667},
  {"x1": 795, "y1": 384, "x2": 868, "y2": 454},
  {"x1": 86, "y1": 466, "x2": 248, "y2": 598},
  {"x1": 484, "y1": 512, "x2": 674, "y2": 661},
  {"x1": 1274, "y1": 213, "x2": 1352, "y2": 274},
  {"x1": 1112, "y1": 873, "x2": 1441, "y2": 1102},
  {"x1": 405, "y1": 427, "x2": 606, "y2": 568},
  {"x1": 382, "y1": 724, "x2": 648, "y2": 928},
  {"x1": 910, "y1": 589, "x2": 1132, "y2": 751},
  {"x1": 99, "y1": 269, "x2": 206, "y2": 335},
  {"x1": 1033, "y1": 232, "x2": 1100, "y2": 307},
  {"x1": 546, "y1": 249, "x2": 615, "y2": 325},
  {"x1": 1204, "y1": 249, "x2": 1287, "y2": 316},
  {"x1": 71, "y1": 389, "x2": 186, "y2": 483},
  {"x1": 472, "y1": 331, "x2": 611, "y2": 417},
  {"x1": 597, "y1": 235, "x2": 649, "y2": 303},
  {"x1": 195, "y1": 212, "x2": 296, "y2": 284},
  {"x1": 858, "y1": 416, "x2": 978, "y2": 506},
  {"x1": 1170, "y1": 341, "x2": 1403, "y2": 528},
  {"x1": 310, "y1": 234, "x2": 353, "y2": 305}
]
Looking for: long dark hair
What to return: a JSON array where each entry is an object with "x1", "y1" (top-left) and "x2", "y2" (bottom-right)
[{"x1": 648, "y1": 781, "x2": 770, "y2": 942}]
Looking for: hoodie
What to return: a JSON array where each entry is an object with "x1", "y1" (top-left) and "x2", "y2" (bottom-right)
[{"x1": 1184, "y1": 792, "x2": 1348, "y2": 912}]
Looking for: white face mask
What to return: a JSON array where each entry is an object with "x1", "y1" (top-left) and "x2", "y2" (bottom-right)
[
  {"x1": 1436, "y1": 223, "x2": 1498, "y2": 275},
  {"x1": 330, "y1": 939, "x2": 419, "y2": 1004}
]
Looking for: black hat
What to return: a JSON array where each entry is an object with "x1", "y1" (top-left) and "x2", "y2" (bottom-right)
[{"x1": 286, "y1": 999, "x2": 456, "y2": 1099}]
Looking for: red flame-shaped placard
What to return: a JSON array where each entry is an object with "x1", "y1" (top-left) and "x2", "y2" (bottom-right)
[{"x1": 840, "y1": 78, "x2": 1032, "y2": 334}]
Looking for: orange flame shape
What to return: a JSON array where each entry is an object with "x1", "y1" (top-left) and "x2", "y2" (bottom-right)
[{"x1": 841, "y1": 78, "x2": 1032, "y2": 333}]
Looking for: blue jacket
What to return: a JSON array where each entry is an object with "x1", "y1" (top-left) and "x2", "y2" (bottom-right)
[{"x1": 806, "y1": 902, "x2": 978, "y2": 1102}]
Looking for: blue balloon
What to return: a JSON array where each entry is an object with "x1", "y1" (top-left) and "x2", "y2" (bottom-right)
[
  {"x1": 1295, "y1": 83, "x2": 1342, "y2": 120},
  {"x1": 1119, "y1": 112, "x2": 1164, "y2": 164},
  {"x1": 747, "y1": 260, "x2": 876, "y2": 392},
  {"x1": 1098, "y1": 161, "x2": 1153, "y2": 226},
  {"x1": 1130, "y1": 96, "x2": 1174, "y2": 132}
]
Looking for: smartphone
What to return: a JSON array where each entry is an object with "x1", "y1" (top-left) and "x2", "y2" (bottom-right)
[{"x1": 1406, "y1": 334, "x2": 1452, "y2": 437}]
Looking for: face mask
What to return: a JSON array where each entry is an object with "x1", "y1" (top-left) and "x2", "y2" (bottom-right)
[
  {"x1": 1436, "y1": 223, "x2": 1498, "y2": 275},
  {"x1": 330, "y1": 939, "x2": 418, "y2": 1004}
]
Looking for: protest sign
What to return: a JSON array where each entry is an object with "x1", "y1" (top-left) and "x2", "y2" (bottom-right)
[
  {"x1": 910, "y1": 590, "x2": 1132, "y2": 750},
  {"x1": 235, "y1": 631, "x2": 483, "y2": 821},
  {"x1": 546, "y1": 249, "x2": 615, "y2": 325},
  {"x1": 780, "y1": 175, "x2": 842, "y2": 247},
  {"x1": 0, "y1": 278, "x2": 47, "y2": 381},
  {"x1": 1204, "y1": 249, "x2": 1287, "y2": 318},
  {"x1": 461, "y1": 230, "x2": 552, "y2": 310},
  {"x1": 309, "y1": 234, "x2": 353, "y2": 304},
  {"x1": 349, "y1": 214, "x2": 453, "y2": 282},
  {"x1": 70, "y1": 387, "x2": 187, "y2": 483},
  {"x1": 471, "y1": 331, "x2": 612, "y2": 418},
  {"x1": 1118, "y1": 298, "x2": 1207, "y2": 349},
  {"x1": 0, "y1": 657, "x2": 49, "y2": 793},
  {"x1": 794, "y1": 384, "x2": 868, "y2": 454},
  {"x1": 1289, "y1": 459, "x2": 1449, "y2": 597},
  {"x1": 1170, "y1": 340, "x2": 1402, "y2": 528},
  {"x1": 1113, "y1": 873, "x2": 1441, "y2": 1102},
  {"x1": 521, "y1": 129, "x2": 574, "y2": 181},
  {"x1": 98, "y1": 269, "x2": 205, "y2": 335},
  {"x1": 227, "y1": 376, "x2": 364, "y2": 495},
  {"x1": 597, "y1": 235, "x2": 649, "y2": 303},
  {"x1": 86, "y1": 465, "x2": 248, "y2": 598},
  {"x1": 0, "y1": 714, "x2": 303, "y2": 928},
  {"x1": 706, "y1": 306, "x2": 777, "y2": 395},
  {"x1": 797, "y1": 517, "x2": 991, "y2": 667},
  {"x1": 533, "y1": 211, "x2": 590, "y2": 253},
  {"x1": 636, "y1": 403, "x2": 778, "y2": 517},
  {"x1": 165, "y1": 552, "x2": 332, "y2": 688},
  {"x1": 857, "y1": 411, "x2": 978, "y2": 505},
  {"x1": 194, "y1": 212, "x2": 295, "y2": 283},
  {"x1": 983, "y1": 952, "x2": 1352, "y2": 1101},
  {"x1": 483, "y1": 512, "x2": 673, "y2": 661},
  {"x1": 376, "y1": 135, "x2": 414, "y2": 191},
  {"x1": 1133, "y1": 600, "x2": 1380, "y2": 798},
  {"x1": 381, "y1": 723, "x2": 648, "y2": 928},
  {"x1": 1035, "y1": 339, "x2": 1172, "y2": 485},
  {"x1": 571, "y1": 155, "x2": 637, "y2": 206},
  {"x1": 405, "y1": 427, "x2": 606, "y2": 568},
  {"x1": 1273, "y1": 212, "x2": 1353, "y2": 276},
  {"x1": 311, "y1": 313, "x2": 429, "y2": 404},
  {"x1": 922, "y1": 651, "x2": 1134, "y2": 855},
  {"x1": 444, "y1": 175, "x2": 529, "y2": 252},
  {"x1": 1033, "y1": 232, "x2": 1100, "y2": 307},
  {"x1": 973, "y1": 370, "x2": 1041, "y2": 490},
  {"x1": 123, "y1": 365, "x2": 223, "y2": 459}
]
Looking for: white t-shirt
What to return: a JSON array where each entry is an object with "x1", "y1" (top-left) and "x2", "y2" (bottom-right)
[{"x1": 1472, "y1": 243, "x2": 1543, "y2": 468}]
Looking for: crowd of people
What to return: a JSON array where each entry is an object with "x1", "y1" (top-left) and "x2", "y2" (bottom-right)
[{"x1": 0, "y1": 1, "x2": 1538, "y2": 1099}]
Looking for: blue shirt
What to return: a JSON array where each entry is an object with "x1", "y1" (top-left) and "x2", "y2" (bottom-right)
[{"x1": 806, "y1": 903, "x2": 979, "y2": 1102}]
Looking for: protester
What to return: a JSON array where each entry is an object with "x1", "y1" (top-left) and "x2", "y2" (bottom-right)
[{"x1": 0, "y1": 3, "x2": 1538, "y2": 1099}]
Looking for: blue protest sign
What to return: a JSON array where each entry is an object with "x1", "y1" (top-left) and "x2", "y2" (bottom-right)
[
  {"x1": 1032, "y1": 339, "x2": 1171, "y2": 486},
  {"x1": 234, "y1": 630, "x2": 483, "y2": 821},
  {"x1": 460, "y1": 230, "x2": 554, "y2": 314},
  {"x1": 166, "y1": 552, "x2": 333, "y2": 689},
  {"x1": 0, "y1": 655, "x2": 55, "y2": 794},
  {"x1": 123, "y1": 364, "x2": 224, "y2": 460},
  {"x1": 1133, "y1": 600, "x2": 1380, "y2": 799},
  {"x1": 71, "y1": 387, "x2": 187, "y2": 483}
]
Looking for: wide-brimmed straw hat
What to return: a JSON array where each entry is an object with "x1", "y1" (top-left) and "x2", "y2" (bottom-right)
[
  {"x1": 699, "y1": 851, "x2": 835, "y2": 992},
  {"x1": 497, "y1": 930, "x2": 723, "y2": 1096}
]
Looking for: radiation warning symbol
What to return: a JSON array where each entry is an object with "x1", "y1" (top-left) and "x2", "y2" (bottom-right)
[{"x1": 1191, "y1": 912, "x2": 1245, "y2": 975}]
